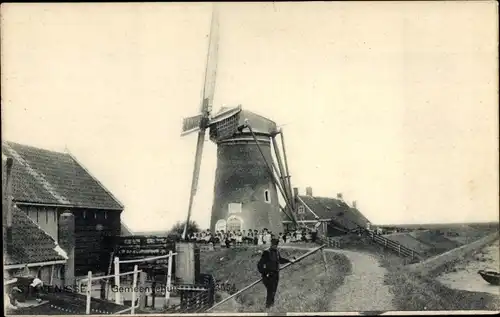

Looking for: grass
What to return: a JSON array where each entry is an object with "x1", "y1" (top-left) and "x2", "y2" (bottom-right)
[
  {"x1": 384, "y1": 268, "x2": 499, "y2": 311},
  {"x1": 200, "y1": 245, "x2": 352, "y2": 313},
  {"x1": 381, "y1": 238, "x2": 500, "y2": 311}
]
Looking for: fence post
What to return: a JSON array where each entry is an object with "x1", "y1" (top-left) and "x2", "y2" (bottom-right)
[
  {"x1": 138, "y1": 272, "x2": 147, "y2": 310},
  {"x1": 398, "y1": 244, "x2": 401, "y2": 255},
  {"x1": 131, "y1": 265, "x2": 138, "y2": 315},
  {"x1": 86, "y1": 271, "x2": 92, "y2": 315},
  {"x1": 164, "y1": 250, "x2": 173, "y2": 308},
  {"x1": 151, "y1": 281, "x2": 156, "y2": 308},
  {"x1": 321, "y1": 249, "x2": 328, "y2": 273},
  {"x1": 114, "y1": 257, "x2": 121, "y2": 304}
]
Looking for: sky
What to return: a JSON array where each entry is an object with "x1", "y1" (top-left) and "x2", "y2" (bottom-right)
[{"x1": 1, "y1": 2, "x2": 498, "y2": 232}]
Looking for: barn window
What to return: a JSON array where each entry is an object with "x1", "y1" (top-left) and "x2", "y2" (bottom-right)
[
  {"x1": 36, "y1": 210, "x2": 39, "y2": 222},
  {"x1": 104, "y1": 211, "x2": 108, "y2": 220},
  {"x1": 298, "y1": 205, "x2": 305, "y2": 214},
  {"x1": 46, "y1": 209, "x2": 49, "y2": 224},
  {"x1": 264, "y1": 190, "x2": 271, "y2": 203},
  {"x1": 83, "y1": 210, "x2": 87, "y2": 219},
  {"x1": 94, "y1": 212, "x2": 97, "y2": 219}
]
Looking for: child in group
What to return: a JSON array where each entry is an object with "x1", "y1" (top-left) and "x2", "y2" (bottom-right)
[
  {"x1": 263, "y1": 230, "x2": 272, "y2": 245},
  {"x1": 305, "y1": 230, "x2": 312, "y2": 242},
  {"x1": 199, "y1": 232, "x2": 206, "y2": 244},
  {"x1": 257, "y1": 230, "x2": 263, "y2": 245},
  {"x1": 296, "y1": 230, "x2": 302, "y2": 242},
  {"x1": 236, "y1": 231, "x2": 242, "y2": 246},
  {"x1": 214, "y1": 231, "x2": 221, "y2": 244},
  {"x1": 278, "y1": 232, "x2": 284, "y2": 244},
  {"x1": 253, "y1": 229, "x2": 259, "y2": 245},
  {"x1": 205, "y1": 231, "x2": 212, "y2": 244},
  {"x1": 226, "y1": 233, "x2": 232, "y2": 248},
  {"x1": 230, "y1": 231, "x2": 236, "y2": 245},
  {"x1": 241, "y1": 230, "x2": 247, "y2": 244},
  {"x1": 247, "y1": 229, "x2": 254, "y2": 244}
]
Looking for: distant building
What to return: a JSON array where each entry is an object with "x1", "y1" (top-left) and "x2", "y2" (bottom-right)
[
  {"x1": 283, "y1": 187, "x2": 371, "y2": 237},
  {"x1": 2, "y1": 141, "x2": 125, "y2": 276}
]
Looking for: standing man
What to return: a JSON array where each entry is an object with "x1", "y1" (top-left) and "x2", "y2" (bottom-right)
[
  {"x1": 311, "y1": 226, "x2": 318, "y2": 243},
  {"x1": 257, "y1": 238, "x2": 295, "y2": 308}
]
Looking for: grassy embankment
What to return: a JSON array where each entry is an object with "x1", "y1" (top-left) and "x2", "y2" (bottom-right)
[
  {"x1": 200, "y1": 245, "x2": 352, "y2": 312},
  {"x1": 381, "y1": 228, "x2": 499, "y2": 311}
]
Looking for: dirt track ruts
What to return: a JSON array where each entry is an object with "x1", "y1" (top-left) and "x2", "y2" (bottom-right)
[{"x1": 280, "y1": 246, "x2": 395, "y2": 312}]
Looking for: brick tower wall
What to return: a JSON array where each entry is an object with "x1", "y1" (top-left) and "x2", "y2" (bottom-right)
[{"x1": 210, "y1": 135, "x2": 283, "y2": 235}]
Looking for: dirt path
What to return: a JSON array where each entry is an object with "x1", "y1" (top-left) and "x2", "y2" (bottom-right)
[
  {"x1": 281, "y1": 246, "x2": 395, "y2": 312},
  {"x1": 328, "y1": 249, "x2": 395, "y2": 312}
]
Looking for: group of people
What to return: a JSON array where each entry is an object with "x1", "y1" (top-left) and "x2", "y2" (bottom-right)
[{"x1": 187, "y1": 227, "x2": 318, "y2": 247}]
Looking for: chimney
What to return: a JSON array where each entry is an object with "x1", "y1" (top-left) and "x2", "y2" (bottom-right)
[
  {"x1": 337, "y1": 193, "x2": 343, "y2": 200},
  {"x1": 3, "y1": 157, "x2": 14, "y2": 253},
  {"x1": 352, "y1": 201, "x2": 357, "y2": 208},
  {"x1": 293, "y1": 187, "x2": 299, "y2": 197},
  {"x1": 58, "y1": 211, "x2": 75, "y2": 287},
  {"x1": 306, "y1": 187, "x2": 313, "y2": 196}
]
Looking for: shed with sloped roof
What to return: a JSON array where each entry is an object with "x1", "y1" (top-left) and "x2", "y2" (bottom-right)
[
  {"x1": 283, "y1": 187, "x2": 371, "y2": 237},
  {"x1": 2, "y1": 141, "x2": 124, "y2": 276}
]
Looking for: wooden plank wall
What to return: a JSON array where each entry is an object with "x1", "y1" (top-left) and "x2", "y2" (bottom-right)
[{"x1": 74, "y1": 208, "x2": 121, "y2": 275}]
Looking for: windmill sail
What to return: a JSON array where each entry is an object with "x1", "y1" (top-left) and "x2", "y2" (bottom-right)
[
  {"x1": 182, "y1": 5, "x2": 220, "y2": 239},
  {"x1": 200, "y1": 5, "x2": 219, "y2": 115},
  {"x1": 181, "y1": 114, "x2": 203, "y2": 135}
]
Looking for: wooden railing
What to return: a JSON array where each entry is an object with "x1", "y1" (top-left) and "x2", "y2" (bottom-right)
[
  {"x1": 366, "y1": 231, "x2": 420, "y2": 259},
  {"x1": 318, "y1": 236, "x2": 341, "y2": 248}
]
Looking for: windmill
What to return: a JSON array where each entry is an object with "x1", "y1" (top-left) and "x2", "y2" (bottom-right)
[{"x1": 180, "y1": 5, "x2": 298, "y2": 239}]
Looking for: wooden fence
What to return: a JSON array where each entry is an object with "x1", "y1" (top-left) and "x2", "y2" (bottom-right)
[
  {"x1": 316, "y1": 231, "x2": 421, "y2": 261},
  {"x1": 367, "y1": 231, "x2": 421, "y2": 259},
  {"x1": 318, "y1": 236, "x2": 341, "y2": 248}
]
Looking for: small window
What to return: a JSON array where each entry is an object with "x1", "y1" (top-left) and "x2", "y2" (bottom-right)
[
  {"x1": 83, "y1": 210, "x2": 87, "y2": 219},
  {"x1": 36, "y1": 210, "x2": 39, "y2": 222},
  {"x1": 94, "y1": 212, "x2": 97, "y2": 219},
  {"x1": 264, "y1": 190, "x2": 271, "y2": 203},
  {"x1": 228, "y1": 203, "x2": 242, "y2": 214},
  {"x1": 104, "y1": 211, "x2": 108, "y2": 220},
  {"x1": 46, "y1": 209, "x2": 49, "y2": 224},
  {"x1": 298, "y1": 205, "x2": 305, "y2": 214}
]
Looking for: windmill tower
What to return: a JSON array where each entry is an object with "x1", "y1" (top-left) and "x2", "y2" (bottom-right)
[{"x1": 180, "y1": 6, "x2": 297, "y2": 239}]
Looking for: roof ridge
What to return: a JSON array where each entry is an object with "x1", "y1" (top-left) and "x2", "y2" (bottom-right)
[
  {"x1": 65, "y1": 149, "x2": 125, "y2": 209},
  {"x1": 3, "y1": 140, "x2": 66, "y2": 156},
  {"x1": 299, "y1": 194, "x2": 341, "y2": 201}
]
